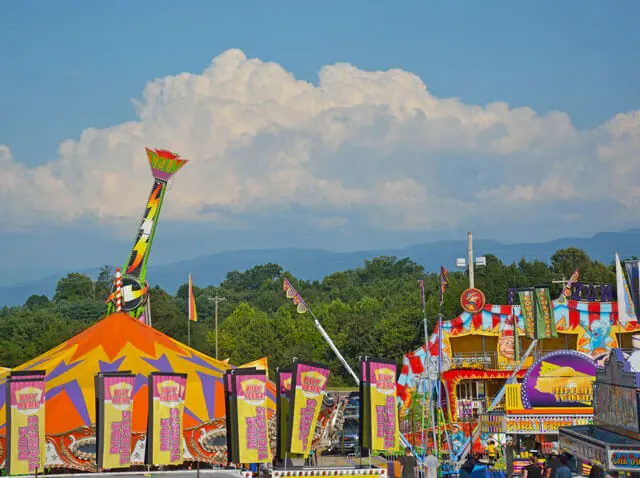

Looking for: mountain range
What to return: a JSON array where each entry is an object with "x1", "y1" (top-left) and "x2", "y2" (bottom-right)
[{"x1": 2, "y1": 229, "x2": 639, "y2": 307}]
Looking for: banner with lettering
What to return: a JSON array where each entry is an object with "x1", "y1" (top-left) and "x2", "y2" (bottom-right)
[
  {"x1": 276, "y1": 369, "x2": 293, "y2": 460},
  {"x1": 6, "y1": 371, "x2": 46, "y2": 476},
  {"x1": 145, "y1": 372, "x2": 187, "y2": 466},
  {"x1": 233, "y1": 369, "x2": 271, "y2": 464},
  {"x1": 534, "y1": 287, "x2": 557, "y2": 339},
  {"x1": 95, "y1": 372, "x2": 135, "y2": 470},
  {"x1": 287, "y1": 361, "x2": 330, "y2": 456},
  {"x1": 361, "y1": 358, "x2": 400, "y2": 452},
  {"x1": 519, "y1": 289, "x2": 537, "y2": 338}
]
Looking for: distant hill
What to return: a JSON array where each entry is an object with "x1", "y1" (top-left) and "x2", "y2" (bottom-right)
[{"x1": 1, "y1": 229, "x2": 639, "y2": 307}]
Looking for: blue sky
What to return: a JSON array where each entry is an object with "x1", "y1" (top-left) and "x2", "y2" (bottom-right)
[{"x1": 1, "y1": 0, "x2": 640, "y2": 284}]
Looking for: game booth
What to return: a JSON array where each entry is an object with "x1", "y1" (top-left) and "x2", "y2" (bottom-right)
[{"x1": 560, "y1": 348, "x2": 640, "y2": 478}]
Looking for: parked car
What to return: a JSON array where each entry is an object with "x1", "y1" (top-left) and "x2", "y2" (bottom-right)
[
  {"x1": 332, "y1": 416, "x2": 359, "y2": 454},
  {"x1": 345, "y1": 396, "x2": 359, "y2": 417}
]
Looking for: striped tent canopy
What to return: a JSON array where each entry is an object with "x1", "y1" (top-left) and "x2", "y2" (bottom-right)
[{"x1": 0, "y1": 312, "x2": 274, "y2": 470}]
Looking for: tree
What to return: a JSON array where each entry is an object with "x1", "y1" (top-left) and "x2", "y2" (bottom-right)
[
  {"x1": 53, "y1": 273, "x2": 94, "y2": 302},
  {"x1": 93, "y1": 265, "x2": 114, "y2": 301},
  {"x1": 25, "y1": 294, "x2": 49, "y2": 310}
]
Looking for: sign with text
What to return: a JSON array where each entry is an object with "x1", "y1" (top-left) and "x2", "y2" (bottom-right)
[
  {"x1": 233, "y1": 370, "x2": 271, "y2": 464},
  {"x1": 361, "y1": 358, "x2": 400, "y2": 452},
  {"x1": 6, "y1": 371, "x2": 46, "y2": 476},
  {"x1": 594, "y1": 383, "x2": 640, "y2": 434},
  {"x1": 95, "y1": 372, "x2": 135, "y2": 470},
  {"x1": 609, "y1": 449, "x2": 640, "y2": 471},
  {"x1": 521, "y1": 350, "x2": 595, "y2": 409},
  {"x1": 559, "y1": 430, "x2": 607, "y2": 466},
  {"x1": 287, "y1": 361, "x2": 330, "y2": 456},
  {"x1": 505, "y1": 415, "x2": 592, "y2": 434},
  {"x1": 145, "y1": 372, "x2": 187, "y2": 466},
  {"x1": 594, "y1": 350, "x2": 640, "y2": 433}
]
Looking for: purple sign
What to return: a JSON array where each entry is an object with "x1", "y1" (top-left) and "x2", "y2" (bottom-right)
[{"x1": 522, "y1": 350, "x2": 596, "y2": 409}]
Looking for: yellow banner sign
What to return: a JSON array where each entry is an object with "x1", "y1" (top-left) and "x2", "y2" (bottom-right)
[
  {"x1": 367, "y1": 360, "x2": 400, "y2": 452},
  {"x1": 235, "y1": 373, "x2": 271, "y2": 463},
  {"x1": 147, "y1": 373, "x2": 187, "y2": 466},
  {"x1": 97, "y1": 374, "x2": 135, "y2": 469},
  {"x1": 7, "y1": 372, "x2": 46, "y2": 476},
  {"x1": 288, "y1": 362, "x2": 329, "y2": 456}
]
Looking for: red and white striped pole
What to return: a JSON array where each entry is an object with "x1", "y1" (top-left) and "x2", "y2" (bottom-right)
[{"x1": 115, "y1": 268, "x2": 122, "y2": 312}]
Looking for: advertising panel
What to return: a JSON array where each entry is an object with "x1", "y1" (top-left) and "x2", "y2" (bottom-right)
[
  {"x1": 364, "y1": 358, "x2": 400, "y2": 452},
  {"x1": 6, "y1": 371, "x2": 46, "y2": 476},
  {"x1": 145, "y1": 373, "x2": 187, "y2": 466},
  {"x1": 233, "y1": 370, "x2": 270, "y2": 464},
  {"x1": 505, "y1": 415, "x2": 592, "y2": 434},
  {"x1": 521, "y1": 350, "x2": 595, "y2": 409},
  {"x1": 558, "y1": 430, "x2": 607, "y2": 466},
  {"x1": 594, "y1": 383, "x2": 640, "y2": 434},
  {"x1": 287, "y1": 361, "x2": 330, "y2": 456},
  {"x1": 95, "y1": 372, "x2": 135, "y2": 470},
  {"x1": 608, "y1": 449, "x2": 640, "y2": 471}
]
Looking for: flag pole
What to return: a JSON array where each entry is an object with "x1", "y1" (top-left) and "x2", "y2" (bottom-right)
[{"x1": 419, "y1": 278, "x2": 429, "y2": 462}]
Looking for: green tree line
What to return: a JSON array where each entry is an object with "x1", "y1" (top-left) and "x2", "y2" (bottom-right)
[{"x1": 0, "y1": 247, "x2": 621, "y2": 385}]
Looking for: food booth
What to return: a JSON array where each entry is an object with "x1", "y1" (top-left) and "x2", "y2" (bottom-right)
[
  {"x1": 480, "y1": 350, "x2": 595, "y2": 475},
  {"x1": 560, "y1": 349, "x2": 640, "y2": 477}
]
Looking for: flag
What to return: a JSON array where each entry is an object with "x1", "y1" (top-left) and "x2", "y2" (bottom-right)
[
  {"x1": 624, "y1": 260, "x2": 640, "y2": 318},
  {"x1": 418, "y1": 280, "x2": 425, "y2": 313},
  {"x1": 188, "y1": 273, "x2": 198, "y2": 322},
  {"x1": 519, "y1": 289, "x2": 536, "y2": 338},
  {"x1": 440, "y1": 266, "x2": 449, "y2": 307},
  {"x1": 560, "y1": 268, "x2": 579, "y2": 300},
  {"x1": 283, "y1": 278, "x2": 309, "y2": 314},
  {"x1": 534, "y1": 287, "x2": 557, "y2": 339},
  {"x1": 616, "y1": 253, "x2": 636, "y2": 327}
]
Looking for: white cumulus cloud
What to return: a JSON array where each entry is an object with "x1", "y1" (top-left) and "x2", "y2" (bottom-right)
[{"x1": 2, "y1": 49, "x2": 640, "y2": 237}]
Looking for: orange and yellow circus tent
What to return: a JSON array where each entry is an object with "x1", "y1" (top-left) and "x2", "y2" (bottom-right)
[{"x1": 0, "y1": 312, "x2": 274, "y2": 470}]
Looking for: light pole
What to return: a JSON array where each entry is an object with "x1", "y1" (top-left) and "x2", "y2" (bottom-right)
[
  {"x1": 455, "y1": 231, "x2": 486, "y2": 288},
  {"x1": 208, "y1": 294, "x2": 226, "y2": 360}
]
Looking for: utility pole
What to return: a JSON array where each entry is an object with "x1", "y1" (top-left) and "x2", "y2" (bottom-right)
[
  {"x1": 208, "y1": 294, "x2": 226, "y2": 360},
  {"x1": 467, "y1": 232, "x2": 474, "y2": 289}
]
